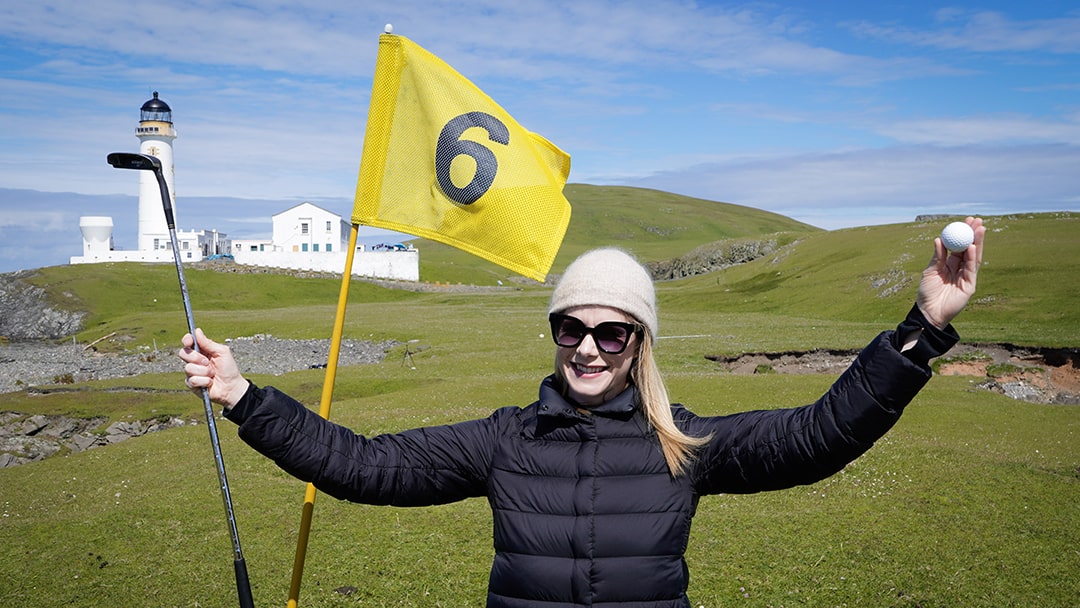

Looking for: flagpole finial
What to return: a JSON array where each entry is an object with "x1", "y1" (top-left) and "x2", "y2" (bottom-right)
[{"x1": 384, "y1": 23, "x2": 394, "y2": 34}]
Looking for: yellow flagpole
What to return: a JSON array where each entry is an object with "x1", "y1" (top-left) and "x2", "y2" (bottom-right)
[{"x1": 286, "y1": 223, "x2": 361, "y2": 608}]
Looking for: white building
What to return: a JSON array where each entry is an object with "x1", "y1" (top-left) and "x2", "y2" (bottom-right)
[
  {"x1": 231, "y1": 202, "x2": 419, "y2": 281},
  {"x1": 71, "y1": 92, "x2": 227, "y2": 266},
  {"x1": 70, "y1": 93, "x2": 418, "y2": 281}
]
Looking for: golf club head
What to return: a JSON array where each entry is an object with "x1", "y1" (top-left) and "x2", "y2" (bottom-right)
[
  {"x1": 106, "y1": 151, "x2": 175, "y2": 228},
  {"x1": 106, "y1": 152, "x2": 162, "y2": 171}
]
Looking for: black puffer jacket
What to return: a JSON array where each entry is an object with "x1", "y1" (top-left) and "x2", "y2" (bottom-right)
[{"x1": 225, "y1": 307, "x2": 957, "y2": 607}]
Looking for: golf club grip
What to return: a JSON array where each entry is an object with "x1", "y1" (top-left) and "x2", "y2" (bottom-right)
[
  {"x1": 235, "y1": 557, "x2": 255, "y2": 608},
  {"x1": 155, "y1": 171, "x2": 176, "y2": 229}
]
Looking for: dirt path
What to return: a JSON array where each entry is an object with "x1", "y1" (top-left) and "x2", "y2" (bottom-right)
[{"x1": 708, "y1": 343, "x2": 1080, "y2": 405}]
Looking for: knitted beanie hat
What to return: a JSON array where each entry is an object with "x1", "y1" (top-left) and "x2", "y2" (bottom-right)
[{"x1": 549, "y1": 247, "x2": 658, "y2": 337}]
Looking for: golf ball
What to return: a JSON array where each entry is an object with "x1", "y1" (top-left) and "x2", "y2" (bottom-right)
[{"x1": 941, "y1": 221, "x2": 974, "y2": 253}]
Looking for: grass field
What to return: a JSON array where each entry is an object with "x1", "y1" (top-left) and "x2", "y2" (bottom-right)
[{"x1": 1, "y1": 192, "x2": 1077, "y2": 607}]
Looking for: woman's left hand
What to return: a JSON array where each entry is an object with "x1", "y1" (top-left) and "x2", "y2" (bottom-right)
[{"x1": 917, "y1": 217, "x2": 986, "y2": 329}]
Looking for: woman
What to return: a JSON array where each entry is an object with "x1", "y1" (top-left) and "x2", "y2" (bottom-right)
[{"x1": 180, "y1": 218, "x2": 985, "y2": 607}]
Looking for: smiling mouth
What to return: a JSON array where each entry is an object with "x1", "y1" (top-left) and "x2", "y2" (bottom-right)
[{"x1": 572, "y1": 362, "x2": 606, "y2": 375}]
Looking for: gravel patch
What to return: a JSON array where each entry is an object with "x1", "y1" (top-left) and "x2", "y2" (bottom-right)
[{"x1": 0, "y1": 335, "x2": 398, "y2": 394}]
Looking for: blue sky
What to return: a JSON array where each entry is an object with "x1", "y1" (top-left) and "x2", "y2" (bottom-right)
[{"x1": 1, "y1": 1, "x2": 1078, "y2": 274}]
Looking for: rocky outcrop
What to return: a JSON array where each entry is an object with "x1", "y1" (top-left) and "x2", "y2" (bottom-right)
[
  {"x1": 646, "y1": 239, "x2": 779, "y2": 280},
  {"x1": 0, "y1": 271, "x2": 85, "y2": 341},
  {"x1": 0, "y1": 411, "x2": 192, "y2": 468},
  {"x1": 0, "y1": 272, "x2": 84, "y2": 341}
]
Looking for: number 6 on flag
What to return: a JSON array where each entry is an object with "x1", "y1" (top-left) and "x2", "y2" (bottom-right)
[{"x1": 436, "y1": 111, "x2": 509, "y2": 206}]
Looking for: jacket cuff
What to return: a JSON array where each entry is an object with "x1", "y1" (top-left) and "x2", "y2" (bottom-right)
[
  {"x1": 223, "y1": 380, "x2": 261, "y2": 424},
  {"x1": 895, "y1": 304, "x2": 960, "y2": 364}
]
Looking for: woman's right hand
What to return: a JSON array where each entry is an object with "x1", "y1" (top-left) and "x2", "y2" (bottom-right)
[{"x1": 179, "y1": 328, "x2": 249, "y2": 408}]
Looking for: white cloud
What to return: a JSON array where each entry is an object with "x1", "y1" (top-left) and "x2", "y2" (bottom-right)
[
  {"x1": 848, "y1": 10, "x2": 1080, "y2": 54},
  {"x1": 1, "y1": 1, "x2": 960, "y2": 87},
  {"x1": 0, "y1": 209, "x2": 70, "y2": 231},
  {"x1": 626, "y1": 144, "x2": 1080, "y2": 229},
  {"x1": 876, "y1": 114, "x2": 1080, "y2": 145}
]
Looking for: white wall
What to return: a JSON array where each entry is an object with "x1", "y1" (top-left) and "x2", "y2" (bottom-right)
[
  {"x1": 71, "y1": 227, "x2": 204, "y2": 265},
  {"x1": 70, "y1": 249, "x2": 199, "y2": 265},
  {"x1": 231, "y1": 249, "x2": 419, "y2": 280}
]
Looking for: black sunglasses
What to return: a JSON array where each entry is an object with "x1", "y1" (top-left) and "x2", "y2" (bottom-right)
[{"x1": 548, "y1": 313, "x2": 642, "y2": 355}]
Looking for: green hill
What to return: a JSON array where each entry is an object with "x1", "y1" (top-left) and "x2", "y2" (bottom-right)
[
  {"x1": 663, "y1": 211, "x2": 1080, "y2": 347},
  {"x1": 415, "y1": 183, "x2": 820, "y2": 285}
]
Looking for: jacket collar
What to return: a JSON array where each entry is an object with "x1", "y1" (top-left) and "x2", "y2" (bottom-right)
[{"x1": 537, "y1": 375, "x2": 638, "y2": 419}]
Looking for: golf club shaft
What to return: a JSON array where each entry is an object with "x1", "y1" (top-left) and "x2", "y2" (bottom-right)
[
  {"x1": 107, "y1": 152, "x2": 255, "y2": 606},
  {"x1": 164, "y1": 194, "x2": 254, "y2": 608}
]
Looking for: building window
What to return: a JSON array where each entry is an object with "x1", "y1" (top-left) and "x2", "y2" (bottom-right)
[
  {"x1": 302, "y1": 243, "x2": 309, "y2": 252},
  {"x1": 250, "y1": 245, "x2": 258, "y2": 252},
  {"x1": 326, "y1": 221, "x2": 332, "y2": 232},
  {"x1": 301, "y1": 222, "x2": 309, "y2": 235},
  {"x1": 326, "y1": 244, "x2": 332, "y2": 252},
  {"x1": 313, "y1": 244, "x2": 319, "y2": 252}
]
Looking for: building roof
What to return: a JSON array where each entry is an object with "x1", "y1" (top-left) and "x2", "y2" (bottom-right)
[
  {"x1": 140, "y1": 92, "x2": 172, "y2": 122},
  {"x1": 271, "y1": 201, "x2": 343, "y2": 219}
]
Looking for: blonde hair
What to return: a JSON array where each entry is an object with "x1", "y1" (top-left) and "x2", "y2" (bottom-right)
[
  {"x1": 552, "y1": 324, "x2": 711, "y2": 477},
  {"x1": 631, "y1": 330, "x2": 712, "y2": 476}
]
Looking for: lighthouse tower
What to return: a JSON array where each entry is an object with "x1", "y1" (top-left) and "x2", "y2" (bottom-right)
[
  {"x1": 135, "y1": 91, "x2": 177, "y2": 253},
  {"x1": 71, "y1": 92, "x2": 232, "y2": 268}
]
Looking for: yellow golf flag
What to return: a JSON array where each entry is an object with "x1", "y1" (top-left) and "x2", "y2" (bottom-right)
[{"x1": 353, "y1": 34, "x2": 571, "y2": 282}]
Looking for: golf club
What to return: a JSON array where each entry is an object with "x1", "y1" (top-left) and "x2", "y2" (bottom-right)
[{"x1": 106, "y1": 152, "x2": 255, "y2": 608}]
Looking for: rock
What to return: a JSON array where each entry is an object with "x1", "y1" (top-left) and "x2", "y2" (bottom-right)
[
  {"x1": 38, "y1": 417, "x2": 81, "y2": 439},
  {"x1": 1002, "y1": 381, "x2": 1046, "y2": 403},
  {"x1": 0, "y1": 453, "x2": 24, "y2": 467},
  {"x1": 21, "y1": 415, "x2": 48, "y2": 435},
  {"x1": 67, "y1": 434, "x2": 102, "y2": 453},
  {"x1": 146, "y1": 417, "x2": 187, "y2": 433},
  {"x1": 0, "y1": 271, "x2": 85, "y2": 340},
  {"x1": 106, "y1": 421, "x2": 143, "y2": 437},
  {"x1": 0, "y1": 435, "x2": 60, "y2": 463}
]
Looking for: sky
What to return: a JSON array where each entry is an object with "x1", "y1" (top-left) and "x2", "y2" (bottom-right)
[{"x1": 1, "y1": 1, "x2": 1078, "y2": 274}]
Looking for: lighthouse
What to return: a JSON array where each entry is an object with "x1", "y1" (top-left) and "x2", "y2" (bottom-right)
[{"x1": 136, "y1": 91, "x2": 178, "y2": 252}]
